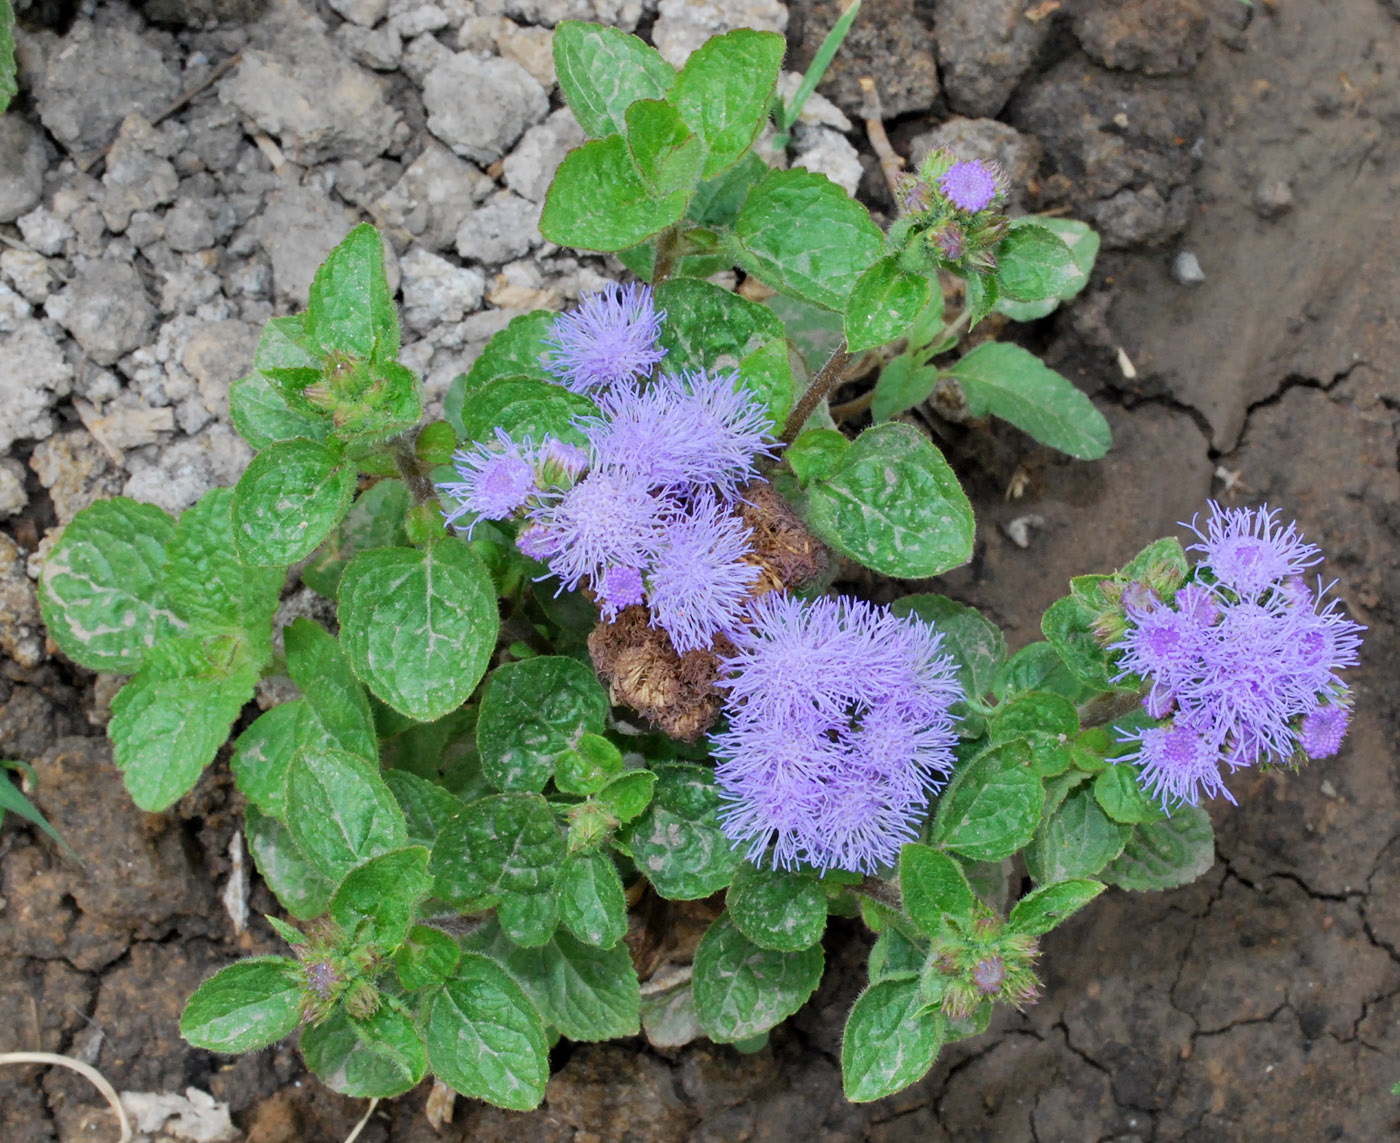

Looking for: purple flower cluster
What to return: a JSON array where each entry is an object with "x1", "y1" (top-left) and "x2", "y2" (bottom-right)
[
  {"x1": 938, "y1": 160, "x2": 1002, "y2": 213},
  {"x1": 711, "y1": 595, "x2": 964, "y2": 875},
  {"x1": 1112, "y1": 503, "x2": 1363, "y2": 808},
  {"x1": 439, "y1": 282, "x2": 778, "y2": 652}
]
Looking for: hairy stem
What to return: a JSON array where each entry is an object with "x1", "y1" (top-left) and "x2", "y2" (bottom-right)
[
  {"x1": 393, "y1": 434, "x2": 437, "y2": 507},
  {"x1": 651, "y1": 225, "x2": 682, "y2": 286},
  {"x1": 1078, "y1": 686, "x2": 1148, "y2": 730},
  {"x1": 780, "y1": 340, "x2": 853, "y2": 445}
]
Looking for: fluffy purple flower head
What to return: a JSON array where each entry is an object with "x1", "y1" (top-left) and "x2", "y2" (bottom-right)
[
  {"x1": 645, "y1": 492, "x2": 760, "y2": 652},
  {"x1": 597, "y1": 564, "x2": 645, "y2": 620},
  {"x1": 438, "y1": 428, "x2": 537, "y2": 535},
  {"x1": 582, "y1": 369, "x2": 777, "y2": 498},
  {"x1": 526, "y1": 468, "x2": 669, "y2": 594},
  {"x1": 1122, "y1": 718, "x2": 1236, "y2": 809},
  {"x1": 516, "y1": 523, "x2": 560, "y2": 563},
  {"x1": 539, "y1": 438, "x2": 589, "y2": 484},
  {"x1": 712, "y1": 595, "x2": 963, "y2": 874},
  {"x1": 545, "y1": 281, "x2": 666, "y2": 394},
  {"x1": 939, "y1": 160, "x2": 1000, "y2": 213},
  {"x1": 1187, "y1": 501, "x2": 1322, "y2": 599},
  {"x1": 1299, "y1": 701, "x2": 1350, "y2": 760}
]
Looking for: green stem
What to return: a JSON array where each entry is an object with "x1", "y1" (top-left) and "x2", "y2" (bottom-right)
[
  {"x1": 1077, "y1": 687, "x2": 1148, "y2": 730},
  {"x1": 393, "y1": 434, "x2": 436, "y2": 507},
  {"x1": 651, "y1": 225, "x2": 682, "y2": 286},
  {"x1": 780, "y1": 340, "x2": 852, "y2": 445}
]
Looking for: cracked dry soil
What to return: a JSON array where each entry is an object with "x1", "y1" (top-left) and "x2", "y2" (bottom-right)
[{"x1": 4, "y1": 0, "x2": 1400, "y2": 1140}]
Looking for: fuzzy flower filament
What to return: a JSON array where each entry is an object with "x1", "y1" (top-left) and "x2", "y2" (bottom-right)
[{"x1": 545, "y1": 281, "x2": 666, "y2": 394}]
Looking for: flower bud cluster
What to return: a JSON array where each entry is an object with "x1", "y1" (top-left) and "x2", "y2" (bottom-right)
[
  {"x1": 922, "y1": 914, "x2": 1040, "y2": 1022},
  {"x1": 1109, "y1": 502, "x2": 1364, "y2": 808},
  {"x1": 891, "y1": 149, "x2": 1011, "y2": 276}
]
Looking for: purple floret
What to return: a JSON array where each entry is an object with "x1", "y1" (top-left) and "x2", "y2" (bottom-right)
[
  {"x1": 1186, "y1": 501, "x2": 1322, "y2": 599},
  {"x1": 597, "y1": 564, "x2": 645, "y2": 619},
  {"x1": 712, "y1": 595, "x2": 963, "y2": 875},
  {"x1": 545, "y1": 281, "x2": 666, "y2": 394},
  {"x1": 581, "y1": 369, "x2": 777, "y2": 498},
  {"x1": 645, "y1": 492, "x2": 760, "y2": 653},
  {"x1": 1299, "y1": 702, "x2": 1350, "y2": 760},
  {"x1": 939, "y1": 160, "x2": 1000, "y2": 213},
  {"x1": 438, "y1": 428, "x2": 538, "y2": 535},
  {"x1": 1124, "y1": 719, "x2": 1236, "y2": 809}
]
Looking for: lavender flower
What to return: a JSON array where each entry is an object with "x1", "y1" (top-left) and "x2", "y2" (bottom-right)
[
  {"x1": 597, "y1": 564, "x2": 646, "y2": 619},
  {"x1": 712, "y1": 595, "x2": 963, "y2": 875},
  {"x1": 939, "y1": 160, "x2": 1000, "y2": 213},
  {"x1": 545, "y1": 281, "x2": 666, "y2": 394},
  {"x1": 581, "y1": 369, "x2": 777, "y2": 498},
  {"x1": 645, "y1": 492, "x2": 760, "y2": 652},
  {"x1": 1111, "y1": 504, "x2": 1363, "y2": 808},
  {"x1": 439, "y1": 428, "x2": 538, "y2": 535},
  {"x1": 526, "y1": 468, "x2": 670, "y2": 594}
]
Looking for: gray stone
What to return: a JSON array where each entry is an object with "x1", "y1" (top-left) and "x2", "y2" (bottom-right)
[
  {"x1": 1074, "y1": 0, "x2": 1209, "y2": 77},
  {"x1": 499, "y1": 23, "x2": 557, "y2": 89},
  {"x1": 16, "y1": 207, "x2": 74, "y2": 257},
  {"x1": 503, "y1": 108, "x2": 585, "y2": 204},
  {"x1": 329, "y1": 0, "x2": 390, "y2": 25},
  {"x1": 122, "y1": 424, "x2": 253, "y2": 515},
  {"x1": 180, "y1": 320, "x2": 262, "y2": 422},
  {"x1": 936, "y1": 0, "x2": 1050, "y2": 118},
  {"x1": 791, "y1": 125, "x2": 862, "y2": 196},
  {"x1": 34, "y1": 20, "x2": 181, "y2": 157},
  {"x1": 335, "y1": 21, "x2": 403, "y2": 70},
  {"x1": 909, "y1": 117, "x2": 1043, "y2": 200},
  {"x1": 786, "y1": 0, "x2": 936, "y2": 119},
  {"x1": 219, "y1": 24, "x2": 398, "y2": 164},
  {"x1": 400, "y1": 31, "x2": 455, "y2": 86},
  {"x1": 455, "y1": 190, "x2": 542, "y2": 264},
  {"x1": 164, "y1": 198, "x2": 218, "y2": 253},
  {"x1": 44, "y1": 260, "x2": 155, "y2": 367},
  {"x1": 423, "y1": 52, "x2": 549, "y2": 165},
  {"x1": 1092, "y1": 183, "x2": 1191, "y2": 248},
  {"x1": 375, "y1": 141, "x2": 494, "y2": 252},
  {"x1": 652, "y1": 0, "x2": 787, "y2": 68},
  {"x1": 0, "y1": 460, "x2": 27, "y2": 520},
  {"x1": 0, "y1": 534, "x2": 44, "y2": 670},
  {"x1": 400, "y1": 247, "x2": 487, "y2": 331},
  {"x1": 1253, "y1": 177, "x2": 1295, "y2": 219},
  {"x1": 1171, "y1": 250, "x2": 1205, "y2": 287},
  {"x1": 776, "y1": 71, "x2": 851, "y2": 131},
  {"x1": 1, "y1": 249, "x2": 54, "y2": 305},
  {"x1": 100, "y1": 114, "x2": 181, "y2": 233},
  {"x1": 0, "y1": 308, "x2": 74, "y2": 453},
  {"x1": 251, "y1": 182, "x2": 362, "y2": 306},
  {"x1": 389, "y1": 1, "x2": 450, "y2": 37},
  {"x1": 0, "y1": 118, "x2": 46, "y2": 223},
  {"x1": 29, "y1": 430, "x2": 126, "y2": 525}
]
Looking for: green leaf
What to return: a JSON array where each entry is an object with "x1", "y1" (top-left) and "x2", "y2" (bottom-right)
[
  {"x1": 931, "y1": 741, "x2": 1044, "y2": 863},
  {"x1": 337, "y1": 540, "x2": 498, "y2": 722},
  {"x1": 330, "y1": 846, "x2": 431, "y2": 951},
  {"x1": 868, "y1": 926, "x2": 928, "y2": 983},
  {"x1": 989, "y1": 691, "x2": 1080, "y2": 746},
  {"x1": 1026, "y1": 787, "x2": 1131, "y2": 883},
  {"x1": 284, "y1": 748, "x2": 408, "y2": 882},
  {"x1": 498, "y1": 929, "x2": 641, "y2": 1041},
  {"x1": 994, "y1": 217, "x2": 1100, "y2": 322},
  {"x1": 429, "y1": 792, "x2": 563, "y2": 940},
  {"x1": 164, "y1": 487, "x2": 283, "y2": 636},
  {"x1": 626, "y1": 99, "x2": 705, "y2": 197},
  {"x1": 1008, "y1": 879, "x2": 1106, "y2": 937},
  {"x1": 806, "y1": 422, "x2": 974, "y2": 578},
  {"x1": 301, "y1": 1005, "x2": 426, "y2": 1099},
  {"x1": 726, "y1": 862, "x2": 827, "y2": 953},
  {"x1": 1105, "y1": 806, "x2": 1215, "y2": 892},
  {"x1": 109, "y1": 640, "x2": 260, "y2": 811},
  {"x1": 556, "y1": 851, "x2": 628, "y2": 948},
  {"x1": 949, "y1": 342, "x2": 1111, "y2": 461},
  {"x1": 871, "y1": 355, "x2": 939, "y2": 423},
  {"x1": 181, "y1": 958, "x2": 303, "y2": 1052},
  {"x1": 445, "y1": 312, "x2": 557, "y2": 436},
  {"x1": 841, "y1": 978, "x2": 946, "y2": 1102},
  {"x1": 784, "y1": 428, "x2": 850, "y2": 487},
  {"x1": 232, "y1": 439, "x2": 356, "y2": 567},
  {"x1": 540, "y1": 134, "x2": 689, "y2": 253},
  {"x1": 384, "y1": 768, "x2": 466, "y2": 849},
  {"x1": 692, "y1": 914, "x2": 824, "y2": 1043},
  {"x1": 0, "y1": 0, "x2": 17, "y2": 114},
  {"x1": 595, "y1": 769, "x2": 656, "y2": 824},
  {"x1": 477, "y1": 657, "x2": 609, "y2": 793},
  {"x1": 993, "y1": 641, "x2": 1098, "y2": 704},
  {"x1": 654, "y1": 277, "x2": 793, "y2": 428},
  {"x1": 253, "y1": 314, "x2": 320, "y2": 390},
  {"x1": 245, "y1": 806, "x2": 334, "y2": 919},
  {"x1": 845, "y1": 256, "x2": 932, "y2": 353},
  {"x1": 285, "y1": 618, "x2": 377, "y2": 763},
  {"x1": 38, "y1": 498, "x2": 179, "y2": 672},
  {"x1": 622, "y1": 763, "x2": 742, "y2": 900},
  {"x1": 1093, "y1": 763, "x2": 1167, "y2": 825},
  {"x1": 553, "y1": 20, "x2": 675, "y2": 139},
  {"x1": 669, "y1": 29, "x2": 785, "y2": 178},
  {"x1": 302, "y1": 479, "x2": 410, "y2": 598},
  {"x1": 899, "y1": 844, "x2": 977, "y2": 936},
  {"x1": 304, "y1": 224, "x2": 399, "y2": 362},
  {"x1": 0, "y1": 763, "x2": 75, "y2": 857},
  {"x1": 230, "y1": 703, "x2": 302, "y2": 816},
  {"x1": 396, "y1": 925, "x2": 461, "y2": 992},
  {"x1": 890, "y1": 594, "x2": 1006, "y2": 703},
  {"x1": 456, "y1": 379, "x2": 595, "y2": 452},
  {"x1": 1041, "y1": 594, "x2": 1118, "y2": 692},
  {"x1": 554, "y1": 733, "x2": 624, "y2": 797},
  {"x1": 734, "y1": 168, "x2": 882, "y2": 310},
  {"x1": 229, "y1": 372, "x2": 331, "y2": 450},
  {"x1": 421, "y1": 953, "x2": 549, "y2": 1111},
  {"x1": 994, "y1": 224, "x2": 1086, "y2": 303}
]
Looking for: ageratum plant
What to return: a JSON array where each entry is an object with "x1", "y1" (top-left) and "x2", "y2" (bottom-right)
[{"x1": 33, "y1": 17, "x2": 1363, "y2": 1112}]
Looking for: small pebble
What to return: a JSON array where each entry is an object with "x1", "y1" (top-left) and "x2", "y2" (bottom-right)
[
  {"x1": 1253, "y1": 177, "x2": 1295, "y2": 219},
  {"x1": 1171, "y1": 251, "x2": 1206, "y2": 287}
]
